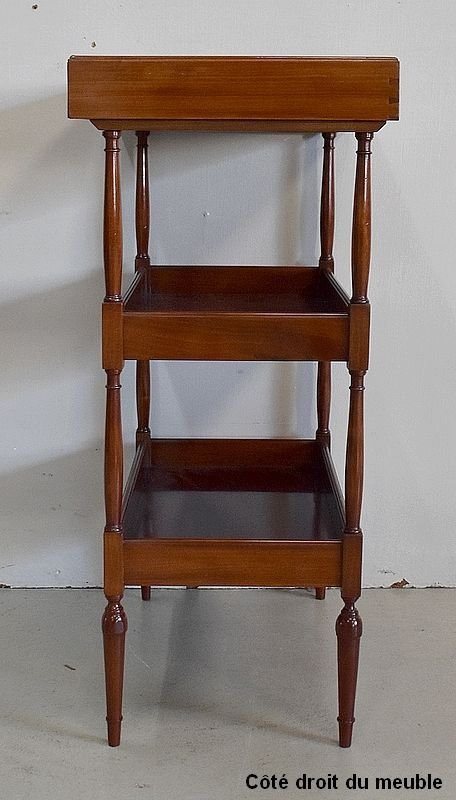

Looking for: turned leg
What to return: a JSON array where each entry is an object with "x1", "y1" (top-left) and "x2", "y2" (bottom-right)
[
  {"x1": 336, "y1": 368, "x2": 365, "y2": 747},
  {"x1": 102, "y1": 596, "x2": 127, "y2": 746},
  {"x1": 336, "y1": 600, "x2": 362, "y2": 747},
  {"x1": 102, "y1": 130, "x2": 126, "y2": 745},
  {"x1": 335, "y1": 131, "x2": 373, "y2": 747},
  {"x1": 102, "y1": 366, "x2": 126, "y2": 746}
]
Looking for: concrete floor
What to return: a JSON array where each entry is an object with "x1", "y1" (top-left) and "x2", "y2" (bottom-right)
[{"x1": 0, "y1": 588, "x2": 454, "y2": 799}]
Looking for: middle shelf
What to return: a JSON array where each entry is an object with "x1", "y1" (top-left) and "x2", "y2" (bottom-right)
[{"x1": 120, "y1": 265, "x2": 350, "y2": 361}]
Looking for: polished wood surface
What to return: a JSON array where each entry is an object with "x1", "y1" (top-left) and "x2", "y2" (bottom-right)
[
  {"x1": 125, "y1": 265, "x2": 346, "y2": 309},
  {"x1": 124, "y1": 538, "x2": 341, "y2": 588},
  {"x1": 122, "y1": 438, "x2": 343, "y2": 542},
  {"x1": 122, "y1": 266, "x2": 349, "y2": 361},
  {"x1": 124, "y1": 309, "x2": 348, "y2": 362},
  {"x1": 67, "y1": 55, "x2": 399, "y2": 748},
  {"x1": 68, "y1": 56, "x2": 399, "y2": 126}
]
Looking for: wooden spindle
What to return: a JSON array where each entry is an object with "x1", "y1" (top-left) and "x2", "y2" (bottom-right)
[
  {"x1": 344, "y1": 370, "x2": 365, "y2": 535},
  {"x1": 316, "y1": 133, "x2": 335, "y2": 448},
  {"x1": 134, "y1": 132, "x2": 151, "y2": 449},
  {"x1": 104, "y1": 370, "x2": 123, "y2": 533},
  {"x1": 135, "y1": 131, "x2": 150, "y2": 269},
  {"x1": 316, "y1": 362, "x2": 331, "y2": 448},
  {"x1": 351, "y1": 133, "x2": 373, "y2": 303},
  {"x1": 136, "y1": 362, "x2": 151, "y2": 446},
  {"x1": 336, "y1": 131, "x2": 373, "y2": 749},
  {"x1": 103, "y1": 131, "x2": 123, "y2": 301},
  {"x1": 102, "y1": 129, "x2": 126, "y2": 746},
  {"x1": 135, "y1": 131, "x2": 152, "y2": 600},
  {"x1": 319, "y1": 132, "x2": 335, "y2": 272},
  {"x1": 103, "y1": 368, "x2": 126, "y2": 745}
]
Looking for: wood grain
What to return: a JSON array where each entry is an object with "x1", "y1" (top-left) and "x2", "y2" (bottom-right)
[
  {"x1": 123, "y1": 311, "x2": 349, "y2": 361},
  {"x1": 68, "y1": 56, "x2": 399, "y2": 124},
  {"x1": 124, "y1": 539, "x2": 342, "y2": 587}
]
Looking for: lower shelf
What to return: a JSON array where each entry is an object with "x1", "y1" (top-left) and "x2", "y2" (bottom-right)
[{"x1": 121, "y1": 438, "x2": 344, "y2": 587}]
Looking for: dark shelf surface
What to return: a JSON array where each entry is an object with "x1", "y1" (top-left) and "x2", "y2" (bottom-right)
[
  {"x1": 123, "y1": 266, "x2": 349, "y2": 315},
  {"x1": 122, "y1": 438, "x2": 344, "y2": 542}
]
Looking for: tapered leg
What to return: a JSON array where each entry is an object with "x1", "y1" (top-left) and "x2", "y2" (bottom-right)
[
  {"x1": 102, "y1": 597, "x2": 127, "y2": 746},
  {"x1": 336, "y1": 600, "x2": 362, "y2": 747}
]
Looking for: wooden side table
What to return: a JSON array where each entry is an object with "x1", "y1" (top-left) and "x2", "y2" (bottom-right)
[{"x1": 67, "y1": 56, "x2": 399, "y2": 747}]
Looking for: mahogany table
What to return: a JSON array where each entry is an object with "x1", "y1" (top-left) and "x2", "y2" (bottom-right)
[{"x1": 67, "y1": 55, "x2": 399, "y2": 747}]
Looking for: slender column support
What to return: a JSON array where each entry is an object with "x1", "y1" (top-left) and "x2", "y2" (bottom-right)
[
  {"x1": 103, "y1": 369, "x2": 126, "y2": 744},
  {"x1": 336, "y1": 368, "x2": 365, "y2": 746},
  {"x1": 135, "y1": 131, "x2": 153, "y2": 600},
  {"x1": 135, "y1": 131, "x2": 151, "y2": 270},
  {"x1": 134, "y1": 131, "x2": 151, "y2": 450},
  {"x1": 136, "y1": 361, "x2": 151, "y2": 449},
  {"x1": 316, "y1": 133, "x2": 335, "y2": 450},
  {"x1": 344, "y1": 370, "x2": 365, "y2": 537},
  {"x1": 351, "y1": 133, "x2": 372, "y2": 304},
  {"x1": 104, "y1": 370, "x2": 123, "y2": 533},
  {"x1": 316, "y1": 363, "x2": 331, "y2": 449},
  {"x1": 314, "y1": 133, "x2": 335, "y2": 599},
  {"x1": 103, "y1": 131, "x2": 123, "y2": 301},
  {"x1": 102, "y1": 130, "x2": 126, "y2": 745},
  {"x1": 336, "y1": 132, "x2": 373, "y2": 747},
  {"x1": 318, "y1": 132, "x2": 335, "y2": 273}
]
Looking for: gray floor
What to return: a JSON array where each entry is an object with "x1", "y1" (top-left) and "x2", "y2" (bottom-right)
[{"x1": 0, "y1": 588, "x2": 454, "y2": 799}]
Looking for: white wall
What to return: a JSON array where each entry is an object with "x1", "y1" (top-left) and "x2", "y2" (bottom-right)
[{"x1": 1, "y1": 0, "x2": 455, "y2": 587}]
